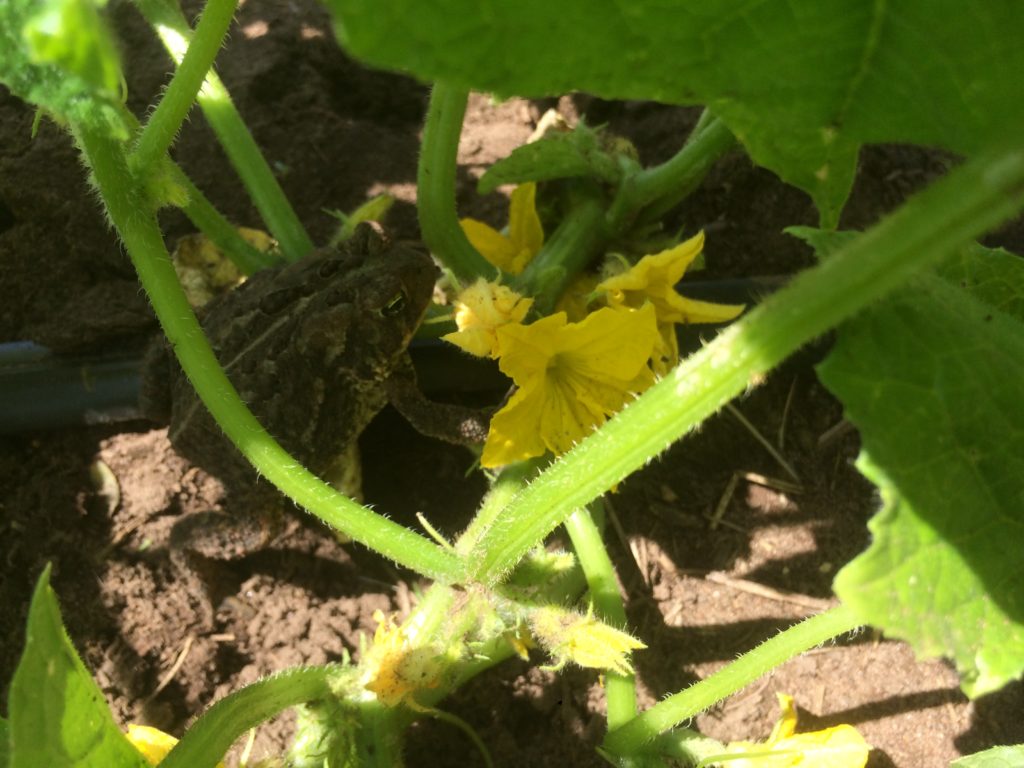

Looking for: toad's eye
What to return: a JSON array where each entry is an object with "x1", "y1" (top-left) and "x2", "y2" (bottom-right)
[
  {"x1": 380, "y1": 291, "x2": 407, "y2": 317},
  {"x1": 317, "y1": 260, "x2": 340, "y2": 279}
]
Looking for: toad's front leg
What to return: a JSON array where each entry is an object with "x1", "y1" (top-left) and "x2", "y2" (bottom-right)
[
  {"x1": 384, "y1": 356, "x2": 493, "y2": 445},
  {"x1": 168, "y1": 492, "x2": 283, "y2": 627}
]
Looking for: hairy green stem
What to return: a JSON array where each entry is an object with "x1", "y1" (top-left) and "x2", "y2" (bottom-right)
[
  {"x1": 564, "y1": 506, "x2": 637, "y2": 730},
  {"x1": 457, "y1": 459, "x2": 543, "y2": 555},
  {"x1": 607, "y1": 116, "x2": 736, "y2": 231},
  {"x1": 603, "y1": 606, "x2": 862, "y2": 755},
  {"x1": 514, "y1": 182, "x2": 608, "y2": 314},
  {"x1": 76, "y1": 125, "x2": 464, "y2": 583},
  {"x1": 467, "y1": 141, "x2": 1024, "y2": 583},
  {"x1": 173, "y1": 166, "x2": 279, "y2": 273},
  {"x1": 161, "y1": 667, "x2": 336, "y2": 768},
  {"x1": 418, "y1": 82, "x2": 495, "y2": 280},
  {"x1": 130, "y1": 0, "x2": 237, "y2": 175},
  {"x1": 132, "y1": 0, "x2": 314, "y2": 260}
]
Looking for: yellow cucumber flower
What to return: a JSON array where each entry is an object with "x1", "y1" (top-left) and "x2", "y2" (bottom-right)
[
  {"x1": 597, "y1": 231, "x2": 745, "y2": 374},
  {"x1": 481, "y1": 304, "x2": 659, "y2": 467},
  {"x1": 529, "y1": 605, "x2": 646, "y2": 676},
  {"x1": 721, "y1": 693, "x2": 869, "y2": 767},
  {"x1": 460, "y1": 182, "x2": 544, "y2": 275},
  {"x1": 442, "y1": 278, "x2": 534, "y2": 358},
  {"x1": 597, "y1": 231, "x2": 746, "y2": 325},
  {"x1": 362, "y1": 610, "x2": 443, "y2": 707},
  {"x1": 125, "y1": 724, "x2": 225, "y2": 767}
]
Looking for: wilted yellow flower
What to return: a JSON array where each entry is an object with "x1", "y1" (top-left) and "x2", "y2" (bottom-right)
[
  {"x1": 460, "y1": 182, "x2": 544, "y2": 275},
  {"x1": 442, "y1": 278, "x2": 534, "y2": 358},
  {"x1": 529, "y1": 605, "x2": 646, "y2": 676},
  {"x1": 363, "y1": 610, "x2": 443, "y2": 707},
  {"x1": 125, "y1": 724, "x2": 225, "y2": 767},
  {"x1": 721, "y1": 693, "x2": 870, "y2": 767},
  {"x1": 481, "y1": 304, "x2": 658, "y2": 467},
  {"x1": 597, "y1": 231, "x2": 745, "y2": 324}
]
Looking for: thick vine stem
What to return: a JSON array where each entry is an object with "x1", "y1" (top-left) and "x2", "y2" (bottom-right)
[
  {"x1": 606, "y1": 116, "x2": 736, "y2": 232},
  {"x1": 172, "y1": 166, "x2": 278, "y2": 273},
  {"x1": 418, "y1": 82, "x2": 495, "y2": 280},
  {"x1": 602, "y1": 605, "x2": 862, "y2": 756},
  {"x1": 161, "y1": 667, "x2": 337, "y2": 768},
  {"x1": 513, "y1": 182, "x2": 608, "y2": 314},
  {"x1": 130, "y1": 0, "x2": 237, "y2": 176},
  {"x1": 75, "y1": 125, "x2": 465, "y2": 583},
  {"x1": 564, "y1": 506, "x2": 637, "y2": 730},
  {"x1": 467, "y1": 141, "x2": 1024, "y2": 584},
  {"x1": 132, "y1": 0, "x2": 314, "y2": 260}
]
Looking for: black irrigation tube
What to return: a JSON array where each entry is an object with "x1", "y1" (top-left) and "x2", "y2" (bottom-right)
[{"x1": 0, "y1": 277, "x2": 785, "y2": 434}]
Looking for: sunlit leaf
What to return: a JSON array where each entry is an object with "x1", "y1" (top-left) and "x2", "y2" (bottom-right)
[
  {"x1": 8, "y1": 566, "x2": 147, "y2": 768},
  {"x1": 812, "y1": 237, "x2": 1024, "y2": 697},
  {"x1": 0, "y1": 0, "x2": 129, "y2": 137},
  {"x1": 952, "y1": 745, "x2": 1024, "y2": 768},
  {"x1": 327, "y1": 0, "x2": 1024, "y2": 224}
]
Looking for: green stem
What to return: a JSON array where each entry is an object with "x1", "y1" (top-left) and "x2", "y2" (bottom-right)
[
  {"x1": 513, "y1": 182, "x2": 608, "y2": 314},
  {"x1": 76, "y1": 125, "x2": 464, "y2": 583},
  {"x1": 467, "y1": 141, "x2": 1024, "y2": 583},
  {"x1": 564, "y1": 506, "x2": 637, "y2": 731},
  {"x1": 602, "y1": 606, "x2": 861, "y2": 756},
  {"x1": 133, "y1": 0, "x2": 314, "y2": 260},
  {"x1": 161, "y1": 666, "x2": 336, "y2": 768},
  {"x1": 418, "y1": 82, "x2": 495, "y2": 280},
  {"x1": 130, "y1": 0, "x2": 237, "y2": 175},
  {"x1": 173, "y1": 166, "x2": 279, "y2": 273},
  {"x1": 606, "y1": 116, "x2": 736, "y2": 232},
  {"x1": 456, "y1": 459, "x2": 543, "y2": 555}
]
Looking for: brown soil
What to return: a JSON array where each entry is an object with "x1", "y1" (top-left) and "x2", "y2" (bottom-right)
[{"x1": 1, "y1": 0, "x2": 1022, "y2": 766}]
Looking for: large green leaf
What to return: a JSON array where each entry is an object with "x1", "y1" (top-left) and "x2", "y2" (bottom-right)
[
  {"x1": 816, "y1": 243, "x2": 1024, "y2": 697},
  {"x1": 952, "y1": 745, "x2": 1024, "y2": 768},
  {"x1": 0, "y1": 0, "x2": 129, "y2": 138},
  {"x1": 8, "y1": 567, "x2": 147, "y2": 768},
  {"x1": 328, "y1": 0, "x2": 1024, "y2": 225}
]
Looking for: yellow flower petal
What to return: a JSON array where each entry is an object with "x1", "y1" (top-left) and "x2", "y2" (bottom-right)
[
  {"x1": 362, "y1": 610, "x2": 443, "y2": 707},
  {"x1": 597, "y1": 231, "x2": 746, "y2": 325},
  {"x1": 459, "y1": 183, "x2": 544, "y2": 275},
  {"x1": 125, "y1": 724, "x2": 225, "y2": 767},
  {"x1": 599, "y1": 231, "x2": 705, "y2": 296},
  {"x1": 771, "y1": 693, "x2": 800, "y2": 741},
  {"x1": 654, "y1": 290, "x2": 747, "y2": 325},
  {"x1": 651, "y1": 321, "x2": 681, "y2": 377},
  {"x1": 529, "y1": 605, "x2": 646, "y2": 676},
  {"x1": 722, "y1": 693, "x2": 870, "y2": 767},
  {"x1": 442, "y1": 278, "x2": 533, "y2": 358},
  {"x1": 508, "y1": 182, "x2": 544, "y2": 263},
  {"x1": 481, "y1": 305, "x2": 658, "y2": 467},
  {"x1": 483, "y1": 376, "x2": 603, "y2": 465},
  {"x1": 460, "y1": 218, "x2": 521, "y2": 272}
]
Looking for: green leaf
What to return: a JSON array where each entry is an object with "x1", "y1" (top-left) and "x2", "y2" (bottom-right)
[
  {"x1": 0, "y1": 0, "x2": 129, "y2": 138},
  {"x1": 8, "y1": 566, "x2": 147, "y2": 768},
  {"x1": 952, "y1": 745, "x2": 1024, "y2": 768},
  {"x1": 934, "y1": 245, "x2": 1024, "y2": 319},
  {"x1": 0, "y1": 717, "x2": 10, "y2": 768},
  {"x1": 23, "y1": 0, "x2": 122, "y2": 94},
  {"x1": 328, "y1": 0, "x2": 1024, "y2": 224},
  {"x1": 817, "y1": 243, "x2": 1024, "y2": 697},
  {"x1": 478, "y1": 124, "x2": 623, "y2": 194}
]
